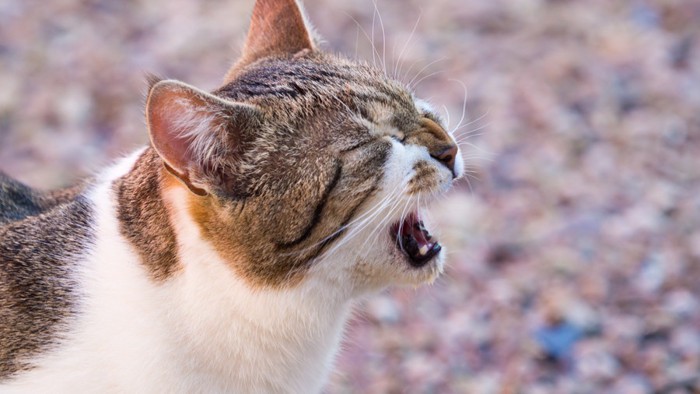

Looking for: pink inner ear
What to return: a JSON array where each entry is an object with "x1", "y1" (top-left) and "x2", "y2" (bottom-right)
[
  {"x1": 225, "y1": 0, "x2": 315, "y2": 83},
  {"x1": 146, "y1": 80, "x2": 261, "y2": 196},
  {"x1": 148, "y1": 93, "x2": 196, "y2": 175}
]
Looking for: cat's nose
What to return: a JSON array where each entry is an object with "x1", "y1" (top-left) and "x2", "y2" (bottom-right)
[
  {"x1": 419, "y1": 118, "x2": 460, "y2": 179},
  {"x1": 431, "y1": 144, "x2": 459, "y2": 178}
]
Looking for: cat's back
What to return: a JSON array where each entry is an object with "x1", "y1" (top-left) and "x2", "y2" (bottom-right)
[
  {"x1": 0, "y1": 173, "x2": 94, "y2": 381},
  {"x1": 0, "y1": 172, "x2": 83, "y2": 226}
]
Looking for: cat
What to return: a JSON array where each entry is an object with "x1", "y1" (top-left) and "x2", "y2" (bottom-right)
[{"x1": 0, "y1": 0, "x2": 464, "y2": 392}]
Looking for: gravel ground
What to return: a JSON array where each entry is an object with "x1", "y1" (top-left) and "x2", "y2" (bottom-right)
[{"x1": 1, "y1": 0, "x2": 699, "y2": 393}]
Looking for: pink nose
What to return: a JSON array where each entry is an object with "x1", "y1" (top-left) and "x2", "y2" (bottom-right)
[{"x1": 432, "y1": 144, "x2": 458, "y2": 178}]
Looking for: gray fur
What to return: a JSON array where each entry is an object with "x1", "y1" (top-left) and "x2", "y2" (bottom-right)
[{"x1": 0, "y1": 172, "x2": 84, "y2": 226}]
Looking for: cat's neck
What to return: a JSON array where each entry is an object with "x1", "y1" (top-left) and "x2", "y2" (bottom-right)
[{"x1": 108, "y1": 148, "x2": 353, "y2": 392}]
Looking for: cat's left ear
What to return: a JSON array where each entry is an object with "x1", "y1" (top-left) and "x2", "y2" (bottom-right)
[
  {"x1": 224, "y1": 0, "x2": 317, "y2": 83},
  {"x1": 146, "y1": 80, "x2": 260, "y2": 196}
]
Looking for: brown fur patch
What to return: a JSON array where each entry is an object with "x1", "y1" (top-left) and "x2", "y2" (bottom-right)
[
  {"x1": 408, "y1": 161, "x2": 439, "y2": 194},
  {"x1": 114, "y1": 149, "x2": 181, "y2": 281}
]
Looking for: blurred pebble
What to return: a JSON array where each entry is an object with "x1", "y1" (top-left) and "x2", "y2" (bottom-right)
[{"x1": 534, "y1": 320, "x2": 582, "y2": 362}]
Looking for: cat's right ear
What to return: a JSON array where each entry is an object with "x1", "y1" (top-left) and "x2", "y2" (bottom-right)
[
  {"x1": 224, "y1": 0, "x2": 317, "y2": 83},
  {"x1": 146, "y1": 80, "x2": 260, "y2": 196}
]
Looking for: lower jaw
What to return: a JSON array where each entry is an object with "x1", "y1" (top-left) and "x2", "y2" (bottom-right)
[{"x1": 397, "y1": 252, "x2": 445, "y2": 285}]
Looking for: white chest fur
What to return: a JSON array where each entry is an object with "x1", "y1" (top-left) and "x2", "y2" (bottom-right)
[{"x1": 3, "y1": 152, "x2": 353, "y2": 394}]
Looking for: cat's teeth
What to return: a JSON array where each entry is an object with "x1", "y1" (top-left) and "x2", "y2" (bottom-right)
[{"x1": 419, "y1": 245, "x2": 429, "y2": 256}]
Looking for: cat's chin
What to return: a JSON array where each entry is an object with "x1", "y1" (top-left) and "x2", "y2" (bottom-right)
[{"x1": 389, "y1": 244, "x2": 445, "y2": 288}]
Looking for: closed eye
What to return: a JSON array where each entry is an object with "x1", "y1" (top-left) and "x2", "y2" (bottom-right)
[
  {"x1": 340, "y1": 138, "x2": 377, "y2": 154},
  {"x1": 390, "y1": 134, "x2": 405, "y2": 144}
]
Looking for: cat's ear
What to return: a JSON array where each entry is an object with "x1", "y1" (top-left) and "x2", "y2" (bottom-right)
[
  {"x1": 146, "y1": 79, "x2": 260, "y2": 196},
  {"x1": 224, "y1": 0, "x2": 316, "y2": 83}
]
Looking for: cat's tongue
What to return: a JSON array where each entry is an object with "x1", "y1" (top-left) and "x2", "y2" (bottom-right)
[{"x1": 391, "y1": 213, "x2": 442, "y2": 267}]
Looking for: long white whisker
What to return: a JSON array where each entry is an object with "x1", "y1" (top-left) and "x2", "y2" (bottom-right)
[
  {"x1": 452, "y1": 110, "x2": 490, "y2": 136},
  {"x1": 328, "y1": 93, "x2": 355, "y2": 118},
  {"x1": 448, "y1": 78, "x2": 469, "y2": 134},
  {"x1": 395, "y1": 192, "x2": 414, "y2": 252},
  {"x1": 347, "y1": 183, "x2": 408, "y2": 246},
  {"x1": 335, "y1": 190, "x2": 398, "y2": 244},
  {"x1": 409, "y1": 70, "x2": 445, "y2": 90},
  {"x1": 371, "y1": 0, "x2": 387, "y2": 76},
  {"x1": 326, "y1": 182, "x2": 408, "y2": 259},
  {"x1": 355, "y1": 24, "x2": 360, "y2": 60},
  {"x1": 394, "y1": 11, "x2": 422, "y2": 80},
  {"x1": 455, "y1": 124, "x2": 491, "y2": 142},
  {"x1": 455, "y1": 129, "x2": 489, "y2": 143},
  {"x1": 359, "y1": 185, "x2": 410, "y2": 257},
  {"x1": 404, "y1": 57, "x2": 446, "y2": 88},
  {"x1": 371, "y1": 5, "x2": 377, "y2": 68},
  {"x1": 456, "y1": 140, "x2": 493, "y2": 158},
  {"x1": 322, "y1": 181, "x2": 407, "y2": 255},
  {"x1": 344, "y1": 12, "x2": 383, "y2": 71},
  {"x1": 442, "y1": 104, "x2": 451, "y2": 131},
  {"x1": 278, "y1": 182, "x2": 403, "y2": 258}
]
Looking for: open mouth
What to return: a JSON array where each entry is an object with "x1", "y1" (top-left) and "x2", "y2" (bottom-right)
[{"x1": 390, "y1": 212, "x2": 442, "y2": 267}]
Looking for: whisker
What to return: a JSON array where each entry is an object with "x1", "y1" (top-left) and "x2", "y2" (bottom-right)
[
  {"x1": 324, "y1": 181, "x2": 407, "y2": 253},
  {"x1": 328, "y1": 183, "x2": 408, "y2": 259},
  {"x1": 279, "y1": 182, "x2": 402, "y2": 258},
  {"x1": 452, "y1": 109, "x2": 490, "y2": 136},
  {"x1": 402, "y1": 57, "x2": 446, "y2": 88},
  {"x1": 456, "y1": 139, "x2": 493, "y2": 159},
  {"x1": 408, "y1": 70, "x2": 446, "y2": 91},
  {"x1": 461, "y1": 171, "x2": 475, "y2": 193},
  {"x1": 395, "y1": 192, "x2": 414, "y2": 252},
  {"x1": 340, "y1": 183, "x2": 404, "y2": 234},
  {"x1": 454, "y1": 121, "x2": 491, "y2": 143},
  {"x1": 447, "y1": 78, "x2": 469, "y2": 133},
  {"x1": 371, "y1": 3, "x2": 376, "y2": 68},
  {"x1": 454, "y1": 129, "x2": 489, "y2": 145},
  {"x1": 359, "y1": 182, "x2": 412, "y2": 253},
  {"x1": 339, "y1": 197, "x2": 397, "y2": 252},
  {"x1": 355, "y1": 24, "x2": 360, "y2": 60},
  {"x1": 344, "y1": 12, "x2": 383, "y2": 71},
  {"x1": 394, "y1": 10, "x2": 422, "y2": 80},
  {"x1": 442, "y1": 104, "x2": 451, "y2": 131},
  {"x1": 371, "y1": 0, "x2": 387, "y2": 76},
  {"x1": 358, "y1": 187, "x2": 409, "y2": 258},
  {"x1": 358, "y1": 184, "x2": 408, "y2": 257}
]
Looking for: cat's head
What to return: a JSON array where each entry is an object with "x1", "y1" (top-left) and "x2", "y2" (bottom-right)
[{"x1": 146, "y1": 0, "x2": 463, "y2": 293}]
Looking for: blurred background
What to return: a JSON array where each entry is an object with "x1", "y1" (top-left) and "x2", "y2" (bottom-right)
[{"x1": 1, "y1": 0, "x2": 699, "y2": 392}]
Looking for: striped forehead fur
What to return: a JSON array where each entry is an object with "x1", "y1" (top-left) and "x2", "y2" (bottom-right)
[{"x1": 219, "y1": 55, "x2": 413, "y2": 110}]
